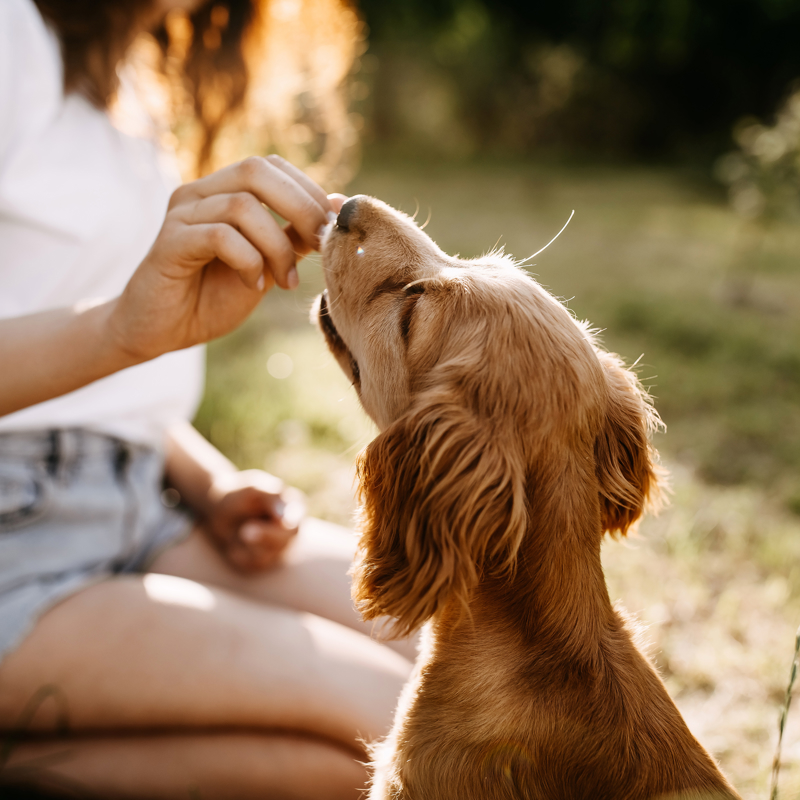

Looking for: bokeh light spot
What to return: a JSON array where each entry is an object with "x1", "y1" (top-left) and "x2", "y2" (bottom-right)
[{"x1": 267, "y1": 352, "x2": 294, "y2": 379}]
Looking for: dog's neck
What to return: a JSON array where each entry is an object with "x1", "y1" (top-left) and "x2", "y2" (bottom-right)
[
  {"x1": 473, "y1": 462, "x2": 618, "y2": 662},
  {"x1": 427, "y1": 465, "x2": 622, "y2": 692}
]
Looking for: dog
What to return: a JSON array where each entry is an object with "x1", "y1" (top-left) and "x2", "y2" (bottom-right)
[{"x1": 314, "y1": 195, "x2": 741, "y2": 800}]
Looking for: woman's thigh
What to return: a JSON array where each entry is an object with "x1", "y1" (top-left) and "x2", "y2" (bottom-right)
[
  {"x1": 0, "y1": 574, "x2": 411, "y2": 748},
  {"x1": 150, "y1": 518, "x2": 417, "y2": 660}
]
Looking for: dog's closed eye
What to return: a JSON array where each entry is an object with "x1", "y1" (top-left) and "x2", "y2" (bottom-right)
[
  {"x1": 350, "y1": 356, "x2": 361, "y2": 386},
  {"x1": 400, "y1": 284, "x2": 425, "y2": 344}
]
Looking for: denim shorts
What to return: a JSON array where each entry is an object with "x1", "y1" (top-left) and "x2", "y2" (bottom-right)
[{"x1": 0, "y1": 429, "x2": 194, "y2": 664}]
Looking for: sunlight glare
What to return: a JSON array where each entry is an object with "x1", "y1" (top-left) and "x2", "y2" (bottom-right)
[{"x1": 143, "y1": 573, "x2": 216, "y2": 611}]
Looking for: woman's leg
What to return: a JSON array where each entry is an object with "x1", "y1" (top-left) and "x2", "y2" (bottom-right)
[
  {"x1": 0, "y1": 575, "x2": 410, "y2": 795},
  {"x1": 149, "y1": 518, "x2": 418, "y2": 661},
  {"x1": 3, "y1": 732, "x2": 366, "y2": 799}
]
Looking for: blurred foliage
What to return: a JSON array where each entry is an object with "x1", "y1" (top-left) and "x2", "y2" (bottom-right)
[
  {"x1": 353, "y1": 0, "x2": 800, "y2": 159},
  {"x1": 716, "y1": 84, "x2": 800, "y2": 223},
  {"x1": 710, "y1": 84, "x2": 800, "y2": 306}
]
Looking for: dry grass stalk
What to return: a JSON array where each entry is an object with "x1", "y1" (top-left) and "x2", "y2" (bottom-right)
[{"x1": 770, "y1": 625, "x2": 800, "y2": 800}]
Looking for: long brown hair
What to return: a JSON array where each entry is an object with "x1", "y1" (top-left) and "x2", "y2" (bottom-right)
[{"x1": 33, "y1": 0, "x2": 363, "y2": 180}]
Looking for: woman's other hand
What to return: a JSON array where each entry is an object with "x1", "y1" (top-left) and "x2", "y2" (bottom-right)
[
  {"x1": 164, "y1": 423, "x2": 304, "y2": 573},
  {"x1": 109, "y1": 156, "x2": 337, "y2": 362},
  {"x1": 203, "y1": 469, "x2": 305, "y2": 573}
]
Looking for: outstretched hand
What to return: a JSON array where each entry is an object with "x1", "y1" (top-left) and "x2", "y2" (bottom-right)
[{"x1": 109, "y1": 156, "x2": 346, "y2": 362}]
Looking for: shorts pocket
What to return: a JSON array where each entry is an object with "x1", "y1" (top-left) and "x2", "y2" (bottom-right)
[{"x1": 0, "y1": 464, "x2": 50, "y2": 532}]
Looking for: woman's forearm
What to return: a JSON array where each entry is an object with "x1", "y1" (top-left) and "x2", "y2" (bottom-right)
[
  {"x1": 0, "y1": 298, "x2": 143, "y2": 418},
  {"x1": 164, "y1": 421, "x2": 237, "y2": 517}
]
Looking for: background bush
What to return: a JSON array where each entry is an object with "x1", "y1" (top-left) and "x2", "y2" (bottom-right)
[{"x1": 356, "y1": 0, "x2": 800, "y2": 159}]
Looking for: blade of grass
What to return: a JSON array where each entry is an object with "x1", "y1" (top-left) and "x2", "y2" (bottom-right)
[{"x1": 769, "y1": 625, "x2": 800, "y2": 800}]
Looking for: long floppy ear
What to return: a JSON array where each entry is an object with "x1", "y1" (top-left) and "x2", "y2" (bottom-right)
[
  {"x1": 594, "y1": 351, "x2": 666, "y2": 537},
  {"x1": 353, "y1": 396, "x2": 527, "y2": 637}
]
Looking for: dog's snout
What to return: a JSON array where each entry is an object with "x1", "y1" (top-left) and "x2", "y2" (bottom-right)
[{"x1": 336, "y1": 195, "x2": 362, "y2": 231}]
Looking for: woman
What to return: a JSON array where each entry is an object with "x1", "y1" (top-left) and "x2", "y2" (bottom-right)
[{"x1": 0, "y1": 0, "x2": 411, "y2": 797}]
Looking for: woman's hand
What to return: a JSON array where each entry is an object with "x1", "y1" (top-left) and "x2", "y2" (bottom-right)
[
  {"x1": 109, "y1": 155, "x2": 337, "y2": 362},
  {"x1": 164, "y1": 423, "x2": 303, "y2": 573},
  {"x1": 202, "y1": 469, "x2": 305, "y2": 573}
]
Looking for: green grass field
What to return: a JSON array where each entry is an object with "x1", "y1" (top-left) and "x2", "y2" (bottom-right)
[{"x1": 195, "y1": 157, "x2": 800, "y2": 799}]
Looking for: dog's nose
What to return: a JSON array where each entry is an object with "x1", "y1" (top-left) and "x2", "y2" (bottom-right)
[{"x1": 336, "y1": 195, "x2": 361, "y2": 231}]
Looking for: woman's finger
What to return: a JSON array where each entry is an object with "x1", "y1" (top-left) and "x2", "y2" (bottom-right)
[
  {"x1": 297, "y1": 195, "x2": 348, "y2": 252},
  {"x1": 185, "y1": 193, "x2": 297, "y2": 289},
  {"x1": 328, "y1": 193, "x2": 348, "y2": 214},
  {"x1": 239, "y1": 520, "x2": 295, "y2": 547},
  {"x1": 182, "y1": 157, "x2": 329, "y2": 251},
  {"x1": 180, "y1": 223, "x2": 265, "y2": 290},
  {"x1": 265, "y1": 155, "x2": 331, "y2": 211}
]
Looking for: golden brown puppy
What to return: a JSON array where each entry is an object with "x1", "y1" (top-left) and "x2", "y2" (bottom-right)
[{"x1": 314, "y1": 195, "x2": 741, "y2": 800}]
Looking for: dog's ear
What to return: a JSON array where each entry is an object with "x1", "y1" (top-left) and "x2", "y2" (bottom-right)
[
  {"x1": 594, "y1": 351, "x2": 665, "y2": 537},
  {"x1": 353, "y1": 396, "x2": 527, "y2": 637}
]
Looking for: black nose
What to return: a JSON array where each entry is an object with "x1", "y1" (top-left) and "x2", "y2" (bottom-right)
[{"x1": 336, "y1": 195, "x2": 361, "y2": 231}]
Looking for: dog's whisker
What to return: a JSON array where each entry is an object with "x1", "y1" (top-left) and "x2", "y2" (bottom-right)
[
  {"x1": 336, "y1": 434, "x2": 375, "y2": 459},
  {"x1": 403, "y1": 277, "x2": 439, "y2": 292},
  {"x1": 518, "y1": 209, "x2": 576, "y2": 263},
  {"x1": 321, "y1": 292, "x2": 347, "y2": 314},
  {"x1": 419, "y1": 207, "x2": 433, "y2": 231},
  {"x1": 484, "y1": 236, "x2": 505, "y2": 258}
]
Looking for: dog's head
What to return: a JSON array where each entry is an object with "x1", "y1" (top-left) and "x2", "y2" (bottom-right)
[{"x1": 314, "y1": 195, "x2": 664, "y2": 635}]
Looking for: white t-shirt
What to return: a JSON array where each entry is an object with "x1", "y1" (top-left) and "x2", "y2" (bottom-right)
[{"x1": 0, "y1": 0, "x2": 205, "y2": 448}]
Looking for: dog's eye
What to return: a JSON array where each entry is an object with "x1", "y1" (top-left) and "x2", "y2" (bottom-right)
[{"x1": 399, "y1": 288, "x2": 423, "y2": 343}]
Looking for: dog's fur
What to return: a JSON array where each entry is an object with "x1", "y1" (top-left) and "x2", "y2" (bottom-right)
[{"x1": 315, "y1": 195, "x2": 741, "y2": 800}]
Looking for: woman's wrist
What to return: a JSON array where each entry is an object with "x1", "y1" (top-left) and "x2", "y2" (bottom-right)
[
  {"x1": 164, "y1": 422, "x2": 238, "y2": 519},
  {"x1": 91, "y1": 297, "x2": 151, "y2": 371},
  {"x1": 103, "y1": 288, "x2": 173, "y2": 366}
]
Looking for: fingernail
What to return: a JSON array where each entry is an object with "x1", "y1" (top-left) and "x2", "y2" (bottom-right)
[
  {"x1": 317, "y1": 223, "x2": 328, "y2": 240},
  {"x1": 287, "y1": 267, "x2": 299, "y2": 289},
  {"x1": 283, "y1": 499, "x2": 306, "y2": 528},
  {"x1": 257, "y1": 272, "x2": 265, "y2": 292},
  {"x1": 274, "y1": 499, "x2": 287, "y2": 517},
  {"x1": 240, "y1": 523, "x2": 262, "y2": 543},
  {"x1": 327, "y1": 211, "x2": 337, "y2": 224}
]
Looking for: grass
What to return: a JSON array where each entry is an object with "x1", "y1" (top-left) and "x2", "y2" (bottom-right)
[
  {"x1": 192, "y1": 156, "x2": 800, "y2": 799},
  {"x1": 771, "y1": 627, "x2": 800, "y2": 799}
]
